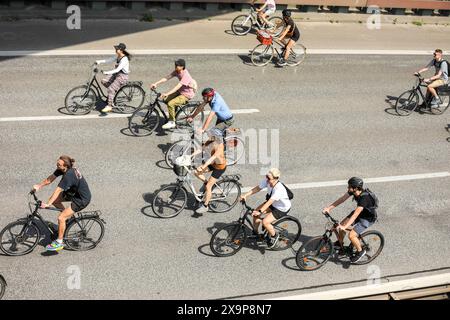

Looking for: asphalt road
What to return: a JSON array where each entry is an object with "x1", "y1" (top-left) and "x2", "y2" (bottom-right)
[{"x1": 0, "y1": 55, "x2": 449, "y2": 299}]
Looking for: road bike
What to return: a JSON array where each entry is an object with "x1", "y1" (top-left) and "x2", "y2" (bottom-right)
[
  {"x1": 164, "y1": 126, "x2": 245, "y2": 168},
  {"x1": 231, "y1": 5, "x2": 284, "y2": 37},
  {"x1": 209, "y1": 200, "x2": 302, "y2": 257},
  {"x1": 152, "y1": 156, "x2": 242, "y2": 218},
  {"x1": 295, "y1": 213, "x2": 384, "y2": 271},
  {"x1": 0, "y1": 274, "x2": 5, "y2": 300},
  {"x1": 128, "y1": 88, "x2": 203, "y2": 137},
  {"x1": 251, "y1": 33, "x2": 306, "y2": 67},
  {"x1": 0, "y1": 192, "x2": 106, "y2": 256},
  {"x1": 395, "y1": 73, "x2": 450, "y2": 116},
  {"x1": 64, "y1": 63, "x2": 145, "y2": 115}
]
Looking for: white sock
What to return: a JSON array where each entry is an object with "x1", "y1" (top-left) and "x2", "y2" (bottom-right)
[{"x1": 56, "y1": 239, "x2": 63, "y2": 244}]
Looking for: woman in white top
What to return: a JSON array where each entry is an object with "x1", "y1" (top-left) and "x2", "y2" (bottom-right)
[
  {"x1": 240, "y1": 168, "x2": 292, "y2": 249},
  {"x1": 95, "y1": 43, "x2": 131, "y2": 113},
  {"x1": 253, "y1": 0, "x2": 276, "y2": 27}
]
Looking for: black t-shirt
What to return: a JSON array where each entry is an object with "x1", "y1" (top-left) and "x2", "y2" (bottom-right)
[
  {"x1": 286, "y1": 18, "x2": 300, "y2": 39},
  {"x1": 53, "y1": 168, "x2": 91, "y2": 204},
  {"x1": 354, "y1": 192, "x2": 377, "y2": 222}
]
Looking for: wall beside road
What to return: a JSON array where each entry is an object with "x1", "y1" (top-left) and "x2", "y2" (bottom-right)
[{"x1": 3, "y1": 0, "x2": 450, "y2": 17}]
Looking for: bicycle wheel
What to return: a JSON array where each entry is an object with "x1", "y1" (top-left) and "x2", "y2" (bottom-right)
[
  {"x1": 175, "y1": 102, "x2": 204, "y2": 128},
  {"x1": 0, "y1": 276, "x2": 5, "y2": 300},
  {"x1": 224, "y1": 136, "x2": 245, "y2": 166},
  {"x1": 285, "y1": 44, "x2": 307, "y2": 67},
  {"x1": 395, "y1": 90, "x2": 419, "y2": 116},
  {"x1": 210, "y1": 223, "x2": 247, "y2": 257},
  {"x1": 64, "y1": 217, "x2": 105, "y2": 251},
  {"x1": 114, "y1": 84, "x2": 145, "y2": 114},
  {"x1": 152, "y1": 184, "x2": 187, "y2": 218},
  {"x1": 430, "y1": 93, "x2": 450, "y2": 115},
  {"x1": 0, "y1": 221, "x2": 40, "y2": 256},
  {"x1": 270, "y1": 217, "x2": 302, "y2": 251},
  {"x1": 296, "y1": 236, "x2": 333, "y2": 271},
  {"x1": 128, "y1": 106, "x2": 160, "y2": 137},
  {"x1": 251, "y1": 44, "x2": 274, "y2": 67},
  {"x1": 350, "y1": 230, "x2": 385, "y2": 265},
  {"x1": 165, "y1": 140, "x2": 195, "y2": 169},
  {"x1": 268, "y1": 16, "x2": 284, "y2": 37},
  {"x1": 209, "y1": 179, "x2": 241, "y2": 213},
  {"x1": 64, "y1": 85, "x2": 96, "y2": 115},
  {"x1": 231, "y1": 14, "x2": 253, "y2": 36}
]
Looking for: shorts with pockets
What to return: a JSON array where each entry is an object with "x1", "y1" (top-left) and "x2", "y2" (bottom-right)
[{"x1": 269, "y1": 205, "x2": 290, "y2": 220}]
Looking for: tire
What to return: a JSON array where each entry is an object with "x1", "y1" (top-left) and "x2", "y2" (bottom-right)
[
  {"x1": 128, "y1": 106, "x2": 160, "y2": 137},
  {"x1": 251, "y1": 44, "x2": 274, "y2": 67},
  {"x1": 0, "y1": 276, "x2": 5, "y2": 300},
  {"x1": 285, "y1": 44, "x2": 307, "y2": 67},
  {"x1": 152, "y1": 184, "x2": 188, "y2": 218},
  {"x1": 395, "y1": 90, "x2": 419, "y2": 116},
  {"x1": 224, "y1": 136, "x2": 245, "y2": 166},
  {"x1": 210, "y1": 223, "x2": 247, "y2": 257},
  {"x1": 268, "y1": 16, "x2": 284, "y2": 37},
  {"x1": 296, "y1": 236, "x2": 333, "y2": 271},
  {"x1": 0, "y1": 221, "x2": 40, "y2": 256},
  {"x1": 231, "y1": 14, "x2": 253, "y2": 36},
  {"x1": 270, "y1": 217, "x2": 302, "y2": 251},
  {"x1": 165, "y1": 140, "x2": 193, "y2": 169},
  {"x1": 175, "y1": 102, "x2": 204, "y2": 128},
  {"x1": 350, "y1": 230, "x2": 385, "y2": 265},
  {"x1": 430, "y1": 92, "x2": 450, "y2": 115},
  {"x1": 64, "y1": 85, "x2": 96, "y2": 115},
  {"x1": 114, "y1": 84, "x2": 145, "y2": 114},
  {"x1": 64, "y1": 217, "x2": 105, "y2": 251},
  {"x1": 208, "y1": 179, "x2": 242, "y2": 213}
]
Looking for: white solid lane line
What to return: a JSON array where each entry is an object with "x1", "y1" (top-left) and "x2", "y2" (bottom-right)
[
  {"x1": 0, "y1": 109, "x2": 260, "y2": 122},
  {"x1": 241, "y1": 172, "x2": 450, "y2": 193}
]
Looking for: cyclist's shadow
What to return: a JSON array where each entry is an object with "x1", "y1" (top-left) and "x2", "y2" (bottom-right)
[{"x1": 384, "y1": 95, "x2": 402, "y2": 116}]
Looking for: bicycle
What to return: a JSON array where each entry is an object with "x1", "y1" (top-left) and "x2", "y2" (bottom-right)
[
  {"x1": 151, "y1": 156, "x2": 242, "y2": 218},
  {"x1": 0, "y1": 274, "x2": 5, "y2": 300},
  {"x1": 395, "y1": 73, "x2": 450, "y2": 116},
  {"x1": 64, "y1": 63, "x2": 145, "y2": 115},
  {"x1": 0, "y1": 191, "x2": 106, "y2": 256},
  {"x1": 231, "y1": 4, "x2": 284, "y2": 37},
  {"x1": 295, "y1": 213, "x2": 384, "y2": 271},
  {"x1": 209, "y1": 200, "x2": 301, "y2": 257},
  {"x1": 128, "y1": 88, "x2": 203, "y2": 137},
  {"x1": 164, "y1": 126, "x2": 245, "y2": 168},
  {"x1": 251, "y1": 33, "x2": 306, "y2": 67}
]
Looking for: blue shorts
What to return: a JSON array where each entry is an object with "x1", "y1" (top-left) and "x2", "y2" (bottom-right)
[{"x1": 347, "y1": 212, "x2": 374, "y2": 235}]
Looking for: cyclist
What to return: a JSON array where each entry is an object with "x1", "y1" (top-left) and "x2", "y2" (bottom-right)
[
  {"x1": 416, "y1": 49, "x2": 449, "y2": 106},
  {"x1": 96, "y1": 43, "x2": 131, "y2": 113},
  {"x1": 253, "y1": 0, "x2": 276, "y2": 27},
  {"x1": 277, "y1": 9, "x2": 300, "y2": 66},
  {"x1": 187, "y1": 88, "x2": 234, "y2": 135},
  {"x1": 32, "y1": 155, "x2": 91, "y2": 252},
  {"x1": 193, "y1": 129, "x2": 227, "y2": 215},
  {"x1": 322, "y1": 177, "x2": 378, "y2": 263},
  {"x1": 151, "y1": 59, "x2": 197, "y2": 130},
  {"x1": 240, "y1": 168, "x2": 291, "y2": 249}
]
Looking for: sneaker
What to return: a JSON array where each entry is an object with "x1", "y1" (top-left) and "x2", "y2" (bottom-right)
[
  {"x1": 267, "y1": 232, "x2": 280, "y2": 249},
  {"x1": 431, "y1": 97, "x2": 442, "y2": 106},
  {"x1": 162, "y1": 121, "x2": 176, "y2": 130},
  {"x1": 350, "y1": 249, "x2": 367, "y2": 263},
  {"x1": 46, "y1": 241, "x2": 64, "y2": 252},
  {"x1": 101, "y1": 105, "x2": 113, "y2": 113},
  {"x1": 196, "y1": 203, "x2": 208, "y2": 214},
  {"x1": 277, "y1": 58, "x2": 287, "y2": 66}
]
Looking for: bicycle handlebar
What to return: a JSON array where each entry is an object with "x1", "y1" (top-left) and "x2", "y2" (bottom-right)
[
  {"x1": 240, "y1": 199, "x2": 254, "y2": 212},
  {"x1": 324, "y1": 212, "x2": 339, "y2": 225}
]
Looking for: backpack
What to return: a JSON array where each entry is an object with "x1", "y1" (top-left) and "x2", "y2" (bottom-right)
[
  {"x1": 362, "y1": 188, "x2": 379, "y2": 219},
  {"x1": 189, "y1": 79, "x2": 198, "y2": 94},
  {"x1": 266, "y1": 182, "x2": 294, "y2": 201},
  {"x1": 434, "y1": 59, "x2": 449, "y2": 76}
]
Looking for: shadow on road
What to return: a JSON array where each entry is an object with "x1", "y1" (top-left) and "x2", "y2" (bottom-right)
[{"x1": 237, "y1": 54, "x2": 254, "y2": 66}]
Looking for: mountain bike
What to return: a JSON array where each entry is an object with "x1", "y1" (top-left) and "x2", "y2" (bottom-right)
[
  {"x1": 395, "y1": 73, "x2": 450, "y2": 116},
  {"x1": 64, "y1": 63, "x2": 145, "y2": 115},
  {"x1": 152, "y1": 156, "x2": 242, "y2": 218},
  {"x1": 164, "y1": 127, "x2": 245, "y2": 168},
  {"x1": 251, "y1": 33, "x2": 306, "y2": 67},
  {"x1": 0, "y1": 192, "x2": 106, "y2": 256},
  {"x1": 295, "y1": 213, "x2": 384, "y2": 271},
  {"x1": 210, "y1": 200, "x2": 302, "y2": 257},
  {"x1": 128, "y1": 88, "x2": 203, "y2": 137},
  {"x1": 0, "y1": 274, "x2": 5, "y2": 300},
  {"x1": 231, "y1": 5, "x2": 284, "y2": 37}
]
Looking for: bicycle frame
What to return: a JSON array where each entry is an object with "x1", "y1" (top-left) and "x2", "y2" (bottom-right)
[
  {"x1": 175, "y1": 170, "x2": 229, "y2": 203},
  {"x1": 86, "y1": 66, "x2": 108, "y2": 102}
]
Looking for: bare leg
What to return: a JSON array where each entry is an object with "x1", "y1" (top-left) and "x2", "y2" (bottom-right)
[{"x1": 57, "y1": 207, "x2": 75, "y2": 241}]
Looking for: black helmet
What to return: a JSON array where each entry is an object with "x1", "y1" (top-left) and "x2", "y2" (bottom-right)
[
  {"x1": 282, "y1": 9, "x2": 291, "y2": 18},
  {"x1": 202, "y1": 87, "x2": 215, "y2": 98},
  {"x1": 174, "y1": 58, "x2": 186, "y2": 68},
  {"x1": 348, "y1": 177, "x2": 364, "y2": 189}
]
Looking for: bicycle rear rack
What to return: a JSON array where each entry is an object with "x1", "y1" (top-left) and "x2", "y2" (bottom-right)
[{"x1": 76, "y1": 210, "x2": 102, "y2": 219}]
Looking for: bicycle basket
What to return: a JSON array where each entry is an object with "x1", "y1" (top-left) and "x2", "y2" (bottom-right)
[
  {"x1": 173, "y1": 164, "x2": 188, "y2": 177},
  {"x1": 256, "y1": 30, "x2": 273, "y2": 45}
]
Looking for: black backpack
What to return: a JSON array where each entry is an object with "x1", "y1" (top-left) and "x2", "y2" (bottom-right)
[
  {"x1": 363, "y1": 188, "x2": 379, "y2": 219},
  {"x1": 434, "y1": 59, "x2": 449, "y2": 76},
  {"x1": 266, "y1": 182, "x2": 294, "y2": 201}
]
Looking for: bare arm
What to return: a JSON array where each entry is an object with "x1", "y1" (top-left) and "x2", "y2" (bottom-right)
[
  {"x1": 323, "y1": 193, "x2": 351, "y2": 213},
  {"x1": 278, "y1": 25, "x2": 291, "y2": 41},
  {"x1": 341, "y1": 206, "x2": 364, "y2": 229},
  {"x1": 151, "y1": 73, "x2": 174, "y2": 88},
  {"x1": 241, "y1": 186, "x2": 262, "y2": 199},
  {"x1": 164, "y1": 82, "x2": 183, "y2": 96},
  {"x1": 202, "y1": 111, "x2": 216, "y2": 131},
  {"x1": 189, "y1": 101, "x2": 207, "y2": 120},
  {"x1": 47, "y1": 187, "x2": 64, "y2": 207},
  {"x1": 33, "y1": 174, "x2": 57, "y2": 192}
]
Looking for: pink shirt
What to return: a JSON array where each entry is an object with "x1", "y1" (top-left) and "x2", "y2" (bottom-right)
[{"x1": 171, "y1": 69, "x2": 195, "y2": 99}]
